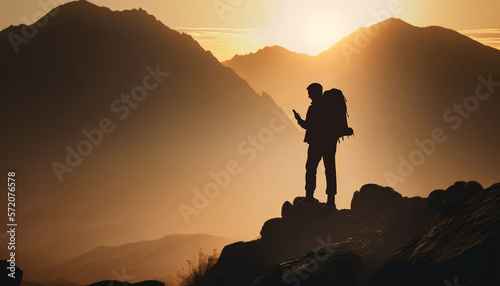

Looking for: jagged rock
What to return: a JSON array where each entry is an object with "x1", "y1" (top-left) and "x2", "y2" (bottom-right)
[
  {"x1": 439, "y1": 181, "x2": 483, "y2": 218},
  {"x1": 488, "y1": 182, "x2": 500, "y2": 190},
  {"x1": 205, "y1": 240, "x2": 266, "y2": 286},
  {"x1": 0, "y1": 260, "x2": 23, "y2": 286},
  {"x1": 424, "y1": 189, "x2": 446, "y2": 215},
  {"x1": 404, "y1": 196, "x2": 426, "y2": 210},
  {"x1": 253, "y1": 250, "x2": 368, "y2": 286},
  {"x1": 369, "y1": 182, "x2": 500, "y2": 286},
  {"x1": 262, "y1": 194, "x2": 419, "y2": 276},
  {"x1": 281, "y1": 198, "x2": 341, "y2": 224},
  {"x1": 261, "y1": 218, "x2": 288, "y2": 244},
  {"x1": 292, "y1": 196, "x2": 320, "y2": 205},
  {"x1": 206, "y1": 181, "x2": 497, "y2": 286},
  {"x1": 351, "y1": 184, "x2": 405, "y2": 218},
  {"x1": 281, "y1": 201, "x2": 293, "y2": 219},
  {"x1": 261, "y1": 202, "x2": 364, "y2": 267}
]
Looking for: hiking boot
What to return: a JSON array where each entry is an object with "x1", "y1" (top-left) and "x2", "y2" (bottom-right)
[
  {"x1": 299, "y1": 196, "x2": 316, "y2": 204},
  {"x1": 326, "y1": 194, "x2": 336, "y2": 208}
]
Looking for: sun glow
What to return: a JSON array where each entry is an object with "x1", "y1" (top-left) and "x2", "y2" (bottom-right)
[
  {"x1": 258, "y1": 0, "x2": 398, "y2": 56},
  {"x1": 261, "y1": 5, "x2": 348, "y2": 55},
  {"x1": 297, "y1": 10, "x2": 345, "y2": 55}
]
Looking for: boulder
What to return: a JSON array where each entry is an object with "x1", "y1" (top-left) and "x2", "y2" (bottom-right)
[
  {"x1": 292, "y1": 196, "x2": 320, "y2": 205},
  {"x1": 206, "y1": 181, "x2": 499, "y2": 286},
  {"x1": 439, "y1": 181, "x2": 483, "y2": 218},
  {"x1": 369, "y1": 183, "x2": 500, "y2": 286},
  {"x1": 424, "y1": 189, "x2": 446, "y2": 215},
  {"x1": 205, "y1": 240, "x2": 266, "y2": 286},
  {"x1": 281, "y1": 201, "x2": 293, "y2": 219},
  {"x1": 253, "y1": 250, "x2": 368, "y2": 286},
  {"x1": 351, "y1": 184, "x2": 405, "y2": 218}
]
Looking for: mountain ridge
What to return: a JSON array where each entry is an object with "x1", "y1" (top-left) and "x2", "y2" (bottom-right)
[
  {"x1": 30, "y1": 233, "x2": 235, "y2": 285},
  {"x1": 227, "y1": 45, "x2": 313, "y2": 62}
]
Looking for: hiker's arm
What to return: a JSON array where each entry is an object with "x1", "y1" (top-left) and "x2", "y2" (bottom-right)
[
  {"x1": 297, "y1": 117, "x2": 307, "y2": 129},
  {"x1": 293, "y1": 109, "x2": 308, "y2": 129}
]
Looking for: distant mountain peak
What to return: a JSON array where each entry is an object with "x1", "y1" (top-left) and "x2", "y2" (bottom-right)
[
  {"x1": 0, "y1": 0, "x2": 160, "y2": 37},
  {"x1": 225, "y1": 45, "x2": 311, "y2": 64},
  {"x1": 378, "y1": 17, "x2": 415, "y2": 27},
  {"x1": 260, "y1": 45, "x2": 293, "y2": 53},
  {"x1": 56, "y1": 0, "x2": 106, "y2": 13},
  {"x1": 44, "y1": 0, "x2": 156, "y2": 26},
  {"x1": 355, "y1": 17, "x2": 418, "y2": 37},
  {"x1": 227, "y1": 45, "x2": 290, "y2": 60},
  {"x1": 64, "y1": 0, "x2": 98, "y2": 7},
  {"x1": 252, "y1": 45, "x2": 306, "y2": 57}
]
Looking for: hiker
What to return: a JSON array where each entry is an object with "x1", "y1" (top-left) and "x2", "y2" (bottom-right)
[{"x1": 293, "y1": 83, "x2": 353, "y2": 208}]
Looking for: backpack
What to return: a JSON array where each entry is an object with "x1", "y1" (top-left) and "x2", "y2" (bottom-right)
[{"x1": 322, "y1": 88, "x2": 354, "y2": 141}]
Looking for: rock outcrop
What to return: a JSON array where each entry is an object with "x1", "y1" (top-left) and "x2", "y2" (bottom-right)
[
  {"x1": 370, "y1": 182, "x2": 500, "y2": 286},
  {"x1": 254, "y1": 251, "x2": 367, "y2": 286},
  {"x1": 206, "y1": 181, "x2": 457, "y2": 286}
]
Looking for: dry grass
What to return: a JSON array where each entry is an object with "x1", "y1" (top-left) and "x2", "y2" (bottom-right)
[{"x1": 177, "y1": 249, "x2": 219, "y2": 286}]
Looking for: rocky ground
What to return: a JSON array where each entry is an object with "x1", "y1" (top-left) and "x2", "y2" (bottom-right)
[{"x1": 205, "y1": 181, "x2": 500, "y2": 286}]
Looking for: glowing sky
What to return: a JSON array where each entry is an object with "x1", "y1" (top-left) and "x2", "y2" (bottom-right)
[{"x1": 1, "y1": 0, "x2": 499, "y2": 60}]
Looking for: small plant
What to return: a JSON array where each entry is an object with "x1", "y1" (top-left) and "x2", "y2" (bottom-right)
[{"x1": 177, "y1": 249, "x2": 219, "y2": 286}]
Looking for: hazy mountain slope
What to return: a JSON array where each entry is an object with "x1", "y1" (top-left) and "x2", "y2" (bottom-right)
[
  {"x1": 0, "y1": 0, "x2": 305, "y2": 276},
  {"x1": 31, "y1": 234, "x2": 235, "y2": 285},
  {"x1": 224, "y1": 18, "x2": 500, "y2": 202},
  {"x1": 224, "y1": 45, "x2": 319, "y2": 110},
  {"x1": 223, "y1": 45, "x2": 321, "y2": 110}
]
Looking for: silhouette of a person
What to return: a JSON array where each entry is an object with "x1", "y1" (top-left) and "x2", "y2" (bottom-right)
[{"x1": 293, "y1": 83, "x2": 338, "y2": 207}]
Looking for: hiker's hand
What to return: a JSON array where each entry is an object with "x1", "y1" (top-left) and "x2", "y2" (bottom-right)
[{"x1": 293, "y1": 109, "x2": 301, "y2": 120}]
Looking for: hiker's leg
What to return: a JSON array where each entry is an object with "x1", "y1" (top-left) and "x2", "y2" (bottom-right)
[
  {"x1": 323, "y1": 142, "x2": 337, "y2": 195},
  {"x1": 305, "y1": 144, "x2": 322, "y2": 197}
]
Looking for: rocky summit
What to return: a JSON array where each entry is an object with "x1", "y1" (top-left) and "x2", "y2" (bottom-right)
[{"x1": 204, "y1": 181, "x2": 500, "y2": 286}]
